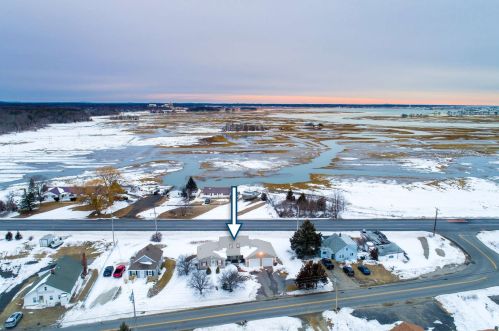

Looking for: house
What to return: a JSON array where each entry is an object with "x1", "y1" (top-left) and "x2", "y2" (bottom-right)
[
  {"x1": 360, "y1": 230, "x2": 405, "y2": 260},
  {"x1": 202, "y1": 187, "x2": 231, "y2": 199},
  {"x1": 241, "y1": 190, "x2": 259, "y2": 201},
  {"x1": 42, "y1": 187, "x2": 78, "y2": 202},
  {"x1": 24, "y1": 256, "x2": 82, "y2": 308},
  {"x1": 128, "y1": 244, "x2": 164, "y2": 278},
  {"x1": 320, "y1": 233, "x2": 357, "y2": 262},
  {"x1": 197, "y1": 235, "x2": 277, "y2": 269},
  {"x1": 39, "y1": 234, "x2": 64, "y2": 248}
]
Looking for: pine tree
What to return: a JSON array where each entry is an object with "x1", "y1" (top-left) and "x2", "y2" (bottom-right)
[
  {"x1": 290, "y1": 220, "x2": 322, "y2": 258},
  {"x1": 19, "y1": 180, "x2": 37, "y2": 213},
  {"x1": 286, "y1": 189, "x2": 294, "y2": 202},
  {"x1": 186, "y1": 177, "x2": 198, "y2": 192},
  {"x1": 295, "y1": 261, "x2": 328, "y2": 289},
  {"x1": 119, "y1": 322, "x2": 131, "y2": 331}
]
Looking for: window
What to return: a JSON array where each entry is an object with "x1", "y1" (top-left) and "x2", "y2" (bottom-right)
[
  {"x1": 49, "y1": 296, "x2": 53, "y2": 300},
  {"x1": 33, "y1": 298, "x2": 37, "y2": 303},
  {"x1": 236, "y1": 243, "x2": 240, "y2": 248},
  {"x1": 147, "y1": 270, "x2": 153, "y2": 276},
  {"x1": 44, "y1": 286, "x2": 47, "y2": 291}
]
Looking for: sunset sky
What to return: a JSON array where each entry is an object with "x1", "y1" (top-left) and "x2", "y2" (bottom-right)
[{"x1": 1, "y1": 1, "x2": 498, "y2": 105}]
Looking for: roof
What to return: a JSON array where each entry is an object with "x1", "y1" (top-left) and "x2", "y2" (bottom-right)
[
  {"x1": 38, "y1": 256, "x2": 82, "y2": 293},
  {"x1": 40, "y1": 234, "x2": 55, "y2": 241},
  {"x1": 46, "y1": 187, "x2": 77, "y2": 195},
  {"x1": 129, "y1": 244, "x2": 163, "y2": 270},
  {"x1": 322, "y1": 233, "x2": 357, "y2": 253},
  {"x1": 377, "y1": 242, "x2": 403, "y2": 256},
  {"x1": 202, "y1": 187, "x2": 231, "y2": 195},
  {"x1": 197, "y1": 236, "x2": 277, "y2": 260}
]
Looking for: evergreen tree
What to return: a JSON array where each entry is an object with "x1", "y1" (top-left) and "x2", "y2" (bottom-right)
[
  {"x1": 19, "y1": 180, "x2": 37, "y2": 213},
  {"x1": 286, "y1": 189, "x2": 294, "y2": 202},
  {"x1": 290, "y1": 220, "x2": 322, "y2": 258},
  {"x1": 216, "y1": 266, "x2": 220, "y2": 274},
  {"x1": 295, "y1": 261, "x2": 328, "y2": 289},
  {"x1": 186, "y1": 177, "x2": 198, "y2": 192},
  {"x1": 119, "y1": 322, "x2": 131, "y2": 331}
]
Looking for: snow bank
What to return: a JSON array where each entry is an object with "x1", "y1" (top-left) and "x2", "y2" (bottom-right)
[
  {"x1": 194, "y1": 316, "x2": 303, "y2": 331},
  {"x1": 322, "y1": 308, "x2": 399, "y2": 331},
  {"x1": 436, "y1": 286, "x2": 499, "y2": 331},
  {"x1": 477, "y1": 230, "x2": 499, "y2": 254}
]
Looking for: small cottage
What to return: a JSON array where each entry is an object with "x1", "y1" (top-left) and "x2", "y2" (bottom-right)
[
  {"x1": 128, "y1": 244, "x2": 164, "y2": 278},
  {"x1": 320, "y1": 233, "x2": 358, "y2": 262}
]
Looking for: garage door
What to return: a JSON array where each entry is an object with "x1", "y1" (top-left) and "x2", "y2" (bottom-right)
[
  {"x1": 248, "y1": 258, "x2": 260, "y2": 268},
  {"x1": 262, "y1": 258, "x2": 274, "y2": 267}
]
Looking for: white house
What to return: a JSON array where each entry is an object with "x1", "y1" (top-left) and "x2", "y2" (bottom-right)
[
  {"x1": 24, "y1": 256, "x2": 82, "y2": 308},
  {"x1": 128, "y1": 244, "x2": 164, "y2": 278},
  {"x1": 202, "y1": 187, "x2": 231, "y2": 199},
  {"x1": 42, "y1": 187, "x2": 78, "y2": 202},
  {"x1": 197, "y1": 235, "x2": 277, "y2": 270}
]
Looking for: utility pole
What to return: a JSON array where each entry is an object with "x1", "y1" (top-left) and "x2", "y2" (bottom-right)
[
  {"x1": 433, "y1": 207, "x2": 439, "y2": 236},
  {"x1": 111, "y1": 216, "x2": 116, "y2": 246},
  {"x1": 333, "y1": 276, "x2": 339, "y2": 311},
  {"x1": 129, "y1": 290, "x2": 136, "y2": 323},
  {"x1": 154, "y1": 206, "x2": 158, "y2": 234}
]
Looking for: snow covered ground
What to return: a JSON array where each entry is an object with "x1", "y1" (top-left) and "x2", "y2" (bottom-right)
[
  {"x1": 380, "y1": 231, "x2": 466, "y2": 279},
  {"x1": 436, "y1": 286, "x2": 499, "y2": 331},
  {"x1": 25, "y1": 204, "x2": 92, "y2": 219},
  {"x1": 207, "y1": 158, "x2": 287, "y2": 171},
  {"x1": 477, "y1": 230, "x2": 499, "y2": 254},
  {"x1": 194, "y1": 308, "x2": 398, "y2": 331}
]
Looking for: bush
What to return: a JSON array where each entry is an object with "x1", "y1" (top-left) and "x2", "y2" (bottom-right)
[
  {"x1": 5, "y1": 231, "x2": 13, "y2": 241},
  {"x1": 15, "y1": 231, "x2": 22, "y2": 240},
  {"x1": 216, "y1": 266, "x2": 220, "y2": 274},
  {"x1": 206, "y1": 267, "x2": 212, "y2": 275},
  {"x1": 260, "y1": 193, "x2": 267, "y2": 201},
  {"x1": 119, "y1": 322, "x2": 131, "y2": 331},
  {"x1": 151, "y1": 232, "x2": 162, "y2": 242}
]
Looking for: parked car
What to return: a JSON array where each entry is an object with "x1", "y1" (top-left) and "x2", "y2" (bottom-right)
[
  {"x1": 342, "y1": 265, "x2": 355, "y2": 277},
  {"x1": 113, "y1": 265, "x2": 126, "y2": 278},
  {"x1": 357, "y1": 265, "x2": 371, "y2": 275},
  {"x1": 204, "y1": 198, "x2": 211, "y2": 204},
  {"x1": 321, "y1": 258, "x2": 334, "y2": 270},
  {"x1": 103, "y1": 266, "x2": 114, "y2": 277},
  {"x1": 4, "y1": 312, "x2": 23, "y2": 329}
]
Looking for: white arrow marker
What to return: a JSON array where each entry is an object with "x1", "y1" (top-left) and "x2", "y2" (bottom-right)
[{"x1": 227, "y1": 186, "x2": 242, "y2": 240}]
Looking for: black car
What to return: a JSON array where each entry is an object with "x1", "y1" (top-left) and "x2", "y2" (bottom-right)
[
  {"x1": 321, "y1": 258, "x2": 334, "y2": 270},
  {"x1": 357, "y1": 265, "x2": 371, "y2": 275},
  {"x1": 342, "y1": 265, "x2": 355, "y2": 276},
  {"x1": 103, "y1": 266, "x2": 114, "y2": 277}
]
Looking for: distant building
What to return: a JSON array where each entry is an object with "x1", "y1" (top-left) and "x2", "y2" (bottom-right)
[
  {"x1": 320, "y1": 233, "x2": 357, "y2": 262},
  {"x1": 24, "y1": 256, "x2": 82, "y2": 308},
  {"x1": 42, "y1": 187, "x2": 78, "y2": 202},
  {"x1": 128, "y1": 244, "x2": 164, "y2": 278},
  {"x1": 241, "y1": 190, "x2": 259, "y2": 201},
  {"x1": 360, "y1": 230, "x2": 405, "y2": 260},
  {"x1": 202, "y1": 187, "x2": 231, "y2": 199},
  {"x1": 197, "y1": 235, "x2": 277, "y2": 269}
]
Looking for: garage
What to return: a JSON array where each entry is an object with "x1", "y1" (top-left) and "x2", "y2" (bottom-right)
[
  {"x1": 262, "y1": 258, "x2": 274, "y2": 267},
  {"x1": 247, "y1": 258, "x2": 260, "y2": 268}
]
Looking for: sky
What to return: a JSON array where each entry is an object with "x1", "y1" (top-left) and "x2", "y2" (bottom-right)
[{"x1": 1, "y1": 0, "x2": 499, "y2": 105}]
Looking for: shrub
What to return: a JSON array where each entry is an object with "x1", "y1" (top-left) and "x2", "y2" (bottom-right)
[
  {"x1": 206, "y1": 267, "x2": 212, "y2": 275},
  {"x1": 5, "y1": 231, "x2": 13, "y2": 241},
  {"x1": 216, "y1": 266, "x2": 220, "y2": 274},
  {"x1": 151, "y1": 232, "x2": 162, "y2": 242},
  {"x1": 15, "y1": 231, "x2": 22, "y2": 240}
]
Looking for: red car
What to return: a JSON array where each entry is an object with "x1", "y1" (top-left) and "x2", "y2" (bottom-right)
[{"x1": 113, "y1": 264, "x2": 126, "y2": 278}]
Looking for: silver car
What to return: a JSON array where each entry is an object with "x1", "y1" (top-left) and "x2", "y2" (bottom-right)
[{"x1": 4, "y1": 312, "x2": 23, "y2": 329}]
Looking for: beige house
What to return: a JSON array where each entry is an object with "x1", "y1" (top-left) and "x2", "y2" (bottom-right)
[{"x1": 197, "y1": 235, "x2": 277, "y2": 269}]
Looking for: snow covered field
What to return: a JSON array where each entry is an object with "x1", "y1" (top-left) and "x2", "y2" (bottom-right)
[
  {"x1": 477, "y1": 230, "x2": 499, "y2": 254},
  {"x1": 194, "y1": 308, "x2": 398, "y2": 331},
  {"x1": 436, "y1": 286, "x2": 499, "y2": 331}
]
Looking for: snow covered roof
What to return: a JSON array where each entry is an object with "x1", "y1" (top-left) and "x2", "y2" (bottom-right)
[
  {"x1": 27, "y1": 256, "x2": 82, "y2": 294},
  {"x1": 202, "y1": 187, "x2": 231, "y2": 196},
  {"x1": 197, "y1": 236, "x2": 277, "y2": 260}
]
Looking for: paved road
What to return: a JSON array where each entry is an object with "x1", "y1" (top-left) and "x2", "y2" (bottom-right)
[
  {"x1": 3, "y1": 218, "x2": 497, "y2": 330},
  {"x1": 1, "y1": 217, "x2": 499, "y2": 232}
]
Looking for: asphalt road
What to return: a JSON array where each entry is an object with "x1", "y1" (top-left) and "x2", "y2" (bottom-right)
[{"x1": 2, "y1": 218, "x2": 496, "y2": 330}]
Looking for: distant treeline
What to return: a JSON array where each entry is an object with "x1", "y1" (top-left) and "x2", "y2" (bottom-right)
[{"x1": 0, "y1": 103, "x2": 146, "y2": 135}]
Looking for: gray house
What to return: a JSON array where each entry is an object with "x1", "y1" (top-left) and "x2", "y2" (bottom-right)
[
  {"x1": 128, "y1": 244, "x2": 164, "y2": 278},
  {"x1": 197, "y1": 235, "x2": 277, "y2": 269},
  {"x1": 320, "y1": 233, "x2": 358, "y2": 262},
  {"x1": 24, "y1": 256, "x2": 82, "y2": 308},
  {"x1": 360, "y1": 230, "x2": 405, "y2": 260}
]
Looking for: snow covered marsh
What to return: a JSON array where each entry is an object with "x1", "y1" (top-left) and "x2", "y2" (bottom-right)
[{"x1": 436, "y1": 286, "x2": 499, "y2": 331}]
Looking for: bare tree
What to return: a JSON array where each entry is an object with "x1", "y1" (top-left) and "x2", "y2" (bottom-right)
[
  {"x1": 177, "y1": 255, "x2": 195, "y2": 276},
  {"x1": 5, "y1": 192, "x2": 17, "y2": 212},
  {"x1": 329, "y1": 190, "x2": 346, "y2": 219},
  {"x1": 220, "y1": 268, "x2": 249, "y2": 292},
  {"x1": 188, "y1": 270, "x2": 212, "y2": 295}
]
